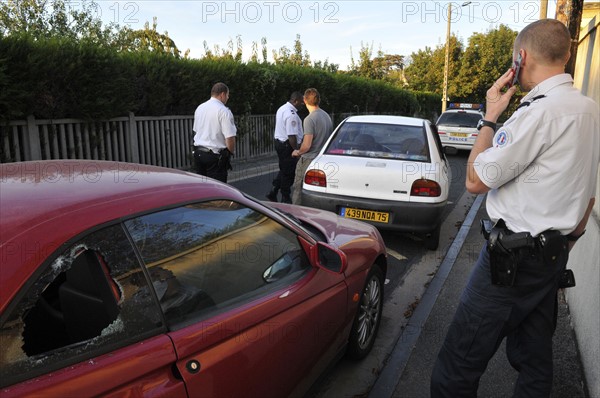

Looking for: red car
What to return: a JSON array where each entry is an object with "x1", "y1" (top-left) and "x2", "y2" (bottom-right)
[{"x1": 0, "y1": 160, "x2": 387, "y2": 397}]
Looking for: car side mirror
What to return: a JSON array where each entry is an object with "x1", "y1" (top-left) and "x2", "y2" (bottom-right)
[{"x1": 316, "y1": 242, "x2": 347, "y2": 274}]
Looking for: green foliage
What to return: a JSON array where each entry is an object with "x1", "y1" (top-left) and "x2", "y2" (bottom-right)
[
  {"x1": 413, "y1": 92, "x2": 442, "y2": 122},
  {"x1": 404, "y1": 26, "x2": 518, "y2": 106},
  {"x1": 116, "y1": 17, "x2": 182, "y2": 58},
  {"x1": 0, "y1": 34, "x2": 134, "y2": 119},
  {"x1": 0, "y1": 0, "x2": 118, "y2": 46},
  {"x1": 456, "y1": 25, "x2": 518, "y2": 102},
  {"x1": 404, "y1": 35, "x2": 463, "y2": 95},
  {"x1": 0, "y1": 33, "x2": 421, "y2": 120}
]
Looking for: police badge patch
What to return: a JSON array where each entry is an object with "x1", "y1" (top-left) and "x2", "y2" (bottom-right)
[{"x1": 494, "y1": 130, "x2": 510, "y2": 148}]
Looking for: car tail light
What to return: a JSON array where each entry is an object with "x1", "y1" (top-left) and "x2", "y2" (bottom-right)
[
  {"x1": 411, "y1": 179, "x2": 441, "y2": 197},
  {"x1": 305, "y1": 169, "x2": 327, "y2": 187}
]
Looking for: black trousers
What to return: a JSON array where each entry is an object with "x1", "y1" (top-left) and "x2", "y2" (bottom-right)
[
  {"x1": 431, "y1": 243, "x2": 567, "y2": 398},
  {"x1": 194, "y1": 149, "x2": 228, "y2": 183},
  {"x1": 272, "y1": 139, "x2": 297, "y2": 197}
]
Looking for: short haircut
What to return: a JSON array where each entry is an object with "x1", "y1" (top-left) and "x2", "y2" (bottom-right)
[
  {"x1": 211, "y1": 82, "x2": 229, "y2": 96},
  {"x1": 290, "y1": 91, "x2": 303, "y2": 102},
  {"x1": 514, "y1": 19, "x2": 571, "y2": 65},
  {"x1": 304, "y1": 88, "x2": 320, "y2": 106}
]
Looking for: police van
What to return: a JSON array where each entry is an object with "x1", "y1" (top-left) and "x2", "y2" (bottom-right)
[{"x1": 435, "y1": 103, "x2": 484, "y2": 152}]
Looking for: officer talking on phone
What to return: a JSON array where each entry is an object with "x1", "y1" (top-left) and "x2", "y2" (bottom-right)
[{"x1": 431, "y1": 19, "x2": 599, "y2": 397}]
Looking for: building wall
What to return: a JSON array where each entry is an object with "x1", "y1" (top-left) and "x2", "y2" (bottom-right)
[{"x1": 567, "y1": 7, "x2": 600, "y2": 398}]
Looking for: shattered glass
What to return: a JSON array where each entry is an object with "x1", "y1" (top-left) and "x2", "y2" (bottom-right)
[{"x1": 0, "y1": 224, "x2": 163, "y2": 388}]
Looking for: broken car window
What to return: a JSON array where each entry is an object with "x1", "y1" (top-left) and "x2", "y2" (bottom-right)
[{"x1": 0, "y1": 224, "x2": 163, "y2": 388}]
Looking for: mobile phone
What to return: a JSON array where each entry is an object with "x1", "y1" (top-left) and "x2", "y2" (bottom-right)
[{"x1": 508, "y1": 53, "x2": 522, "y2": 88}]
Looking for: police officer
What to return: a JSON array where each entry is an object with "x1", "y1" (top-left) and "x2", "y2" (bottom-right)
[
  {"x1": 192, "y1": 82, "x2": 237, "y2": 183},
  {"x1": 266, "y1": 92, "x2": 304, "y2": 203},
  {"x1": 431, "y1": 19, "x2": 599, "y2": 397}
]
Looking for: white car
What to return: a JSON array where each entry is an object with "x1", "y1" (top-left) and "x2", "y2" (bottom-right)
[
  {"x1": 435, "y1": 107, "x2": 484, "y2": 151},
  {"x1": 301, "y1": 115, "x2": 450, "y2": 250}
]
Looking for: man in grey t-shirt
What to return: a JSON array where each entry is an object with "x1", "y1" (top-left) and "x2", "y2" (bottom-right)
[{"x1": 291, "y1": 88, "x2": 333, "y2": 204}]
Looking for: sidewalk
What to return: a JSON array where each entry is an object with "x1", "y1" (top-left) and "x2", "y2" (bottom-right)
[{"x1": 371, "y1": 196, "x2": 589, "y2": 398}]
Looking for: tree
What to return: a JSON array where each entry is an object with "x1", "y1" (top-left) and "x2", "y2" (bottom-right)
[
  {"x1": 0, "y1": 0, "x2": 184, "y2": 56},
  {"x1": 313, "y1": 59, "x2": 339, "y2": 73},
  {"x1": 455, "y1": 25, "x2": 517, "y2": 102},
  {"x1": 375, "y1": 54, "x2": 406, "y2": 86},
  {"x1": 202, "y1": 35, "x2": 243, "y2": 62},
  {"x1": 273, "y1": 34, "x2": 311, "y2": 67},
  {"x1": 404, "y1": 34, "x2": 463, "y2": 95},
  {"x1": 0, "y1": 0, "x2": 116, "y2": 44},
  {"x1": 349, "y1": 42, "x2": 406, "y2": 84},
  {"x1": 116, "y1": 17, "x2": 183, "y2": 57}
]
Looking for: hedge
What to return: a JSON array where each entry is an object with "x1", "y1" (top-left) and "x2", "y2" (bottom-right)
[{"x1": 0, "y1": 34, "x2": 440, "y2": 121}]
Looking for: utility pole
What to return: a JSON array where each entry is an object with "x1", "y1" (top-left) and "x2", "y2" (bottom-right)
[
  {"x1": 441, "y1": 1, "x2": 471, "y2": 113},
  {"x1": 540, "y1": 0, "x2": 548, "y2": 19},
  {"x1": 442, "y1": 3, "x2": 452, "y2": 113},
  {"x1": 555, "y1": 0, "x2": 584, "y2": 77}
]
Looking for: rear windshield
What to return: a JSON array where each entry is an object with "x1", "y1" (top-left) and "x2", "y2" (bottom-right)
[
  {"x1": 324, "y1": 121, "x2": 430, "y2": 162},
  {"x1": 436, "y1": 112, "x2": 482, "y2": 127}
]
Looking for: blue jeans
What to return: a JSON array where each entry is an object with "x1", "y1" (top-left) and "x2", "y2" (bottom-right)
[{"x1": 431, "y1": 243, "x2": 567, "y2": 398}]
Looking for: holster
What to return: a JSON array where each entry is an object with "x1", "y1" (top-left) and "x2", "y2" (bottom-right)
[
  {"x1": 482, "y1": 219, "x2": 534, "y2": 287},
  {"x1": 218, "y1": 148, "x2": 233, "y2": 171}
]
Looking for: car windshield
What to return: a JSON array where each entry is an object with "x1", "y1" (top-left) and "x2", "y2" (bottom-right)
[
  {"x1": 324, "y1": 121, "x2": 429, "y2": 162},
  {"x1": 436, "y1": 112, "x2": 482, "y2": 127}
]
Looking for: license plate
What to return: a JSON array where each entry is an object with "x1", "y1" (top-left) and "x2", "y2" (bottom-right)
[
  {"x1": 450, "y1": 133, "x2": 469, "y2": 137},
  {"x1": 340, "y1": 207, "x2": 390, "y2": 223}
]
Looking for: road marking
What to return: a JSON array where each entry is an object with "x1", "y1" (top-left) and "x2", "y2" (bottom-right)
[{"x1": 386, "y1": 248, "x2": 407, "y2": 261}]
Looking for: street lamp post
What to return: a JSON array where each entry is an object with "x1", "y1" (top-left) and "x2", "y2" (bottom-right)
[{"x1": 442, "y1": 1, "x2": 471, "y2": 113}]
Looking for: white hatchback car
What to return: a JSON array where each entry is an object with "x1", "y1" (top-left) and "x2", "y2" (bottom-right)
[
  {"x1": 301, "y1": 115, "x2": 450, "y2": 250},
  {"x1": 435, "y1": 106, "x2": 484, "y2": 151}
]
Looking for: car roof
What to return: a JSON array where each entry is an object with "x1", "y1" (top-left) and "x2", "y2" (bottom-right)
[
  {"x1": 343, "y1": 115, "x2": 427, "y2": 127},
  {"x1": 0, "y1": 160, "x2": 243, "y2": 307}
]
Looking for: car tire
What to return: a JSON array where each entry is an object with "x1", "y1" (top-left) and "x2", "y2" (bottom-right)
[
  {"x1": 346, "y1": 265, "x2": 384, "y2": 360},
  {"x1": 423, "y1": 225, "x2": 440, "y2": 251}
]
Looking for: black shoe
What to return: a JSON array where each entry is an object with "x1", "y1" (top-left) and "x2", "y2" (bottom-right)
[
  {"x1": 266, "y1": 191, "x2": 278, "y2": 202},
  {"x1": 281, "y1": 195, "x2": 292, "y2": 204}
]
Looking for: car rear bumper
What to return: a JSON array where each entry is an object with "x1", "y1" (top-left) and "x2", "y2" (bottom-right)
[
  {"x1": 301, "y1": 189, "x2": 446, "y2": 233},
  {"x1": 439, "y1": 137, "x2": 474, "y2": 150}
]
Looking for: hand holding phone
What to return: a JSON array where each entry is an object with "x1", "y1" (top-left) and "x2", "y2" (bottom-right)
[{"x1": 507, "y1": 53, "x2": 522, "y2": 88}]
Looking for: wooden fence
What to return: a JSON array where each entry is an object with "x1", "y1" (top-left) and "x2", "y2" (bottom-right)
[{"x1": 0, "y1": 112, "x2": 356, "y2": 169}]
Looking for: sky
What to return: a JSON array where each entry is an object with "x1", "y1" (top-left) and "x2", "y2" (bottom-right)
[{"x1": 88, "y1": 1, "x2": 561, "y2": 69}]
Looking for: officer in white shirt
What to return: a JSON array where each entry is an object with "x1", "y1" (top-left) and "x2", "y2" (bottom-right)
[
  {"x1": 266, "y1": 92, "x2": 304, "y2": 203},
  {"x1": 431, "y1": 19, "x2": 599, "y2": 397},
  {"x1": 192, "y1": 82, "x2": 237, "y2": 183}
]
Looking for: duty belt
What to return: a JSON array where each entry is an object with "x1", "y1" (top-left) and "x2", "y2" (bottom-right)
[
  {"x1": 480, "y1": 219, "x2": 564, "y2": 254},
  {"x1": 194, "y1": 145, "x2": 215, "y2": 153}
]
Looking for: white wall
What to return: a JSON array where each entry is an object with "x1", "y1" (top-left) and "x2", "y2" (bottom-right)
[{"x1": 566, "y1": 11, "x2": 600, "y2": 398}]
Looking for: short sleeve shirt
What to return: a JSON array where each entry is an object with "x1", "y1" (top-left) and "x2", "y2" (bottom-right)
[
  {"x1": 303, "y1": 108, "x2": 333, "y2": 156},
  {"x1": 193, "y1": 97, "x2": 237, "y2": 152},
  {"x1": 274, "y1": 102, "x2": 303, "y2": 142},
  {"x1": 474, "y1": 74, "x2": 600, "y2": 235}
]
